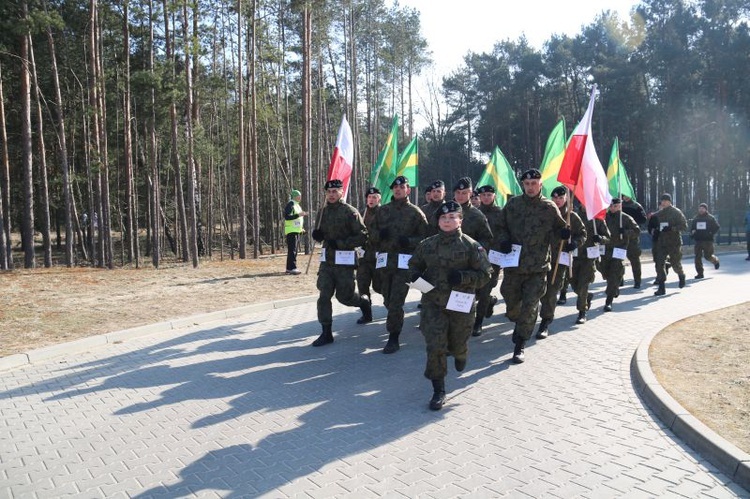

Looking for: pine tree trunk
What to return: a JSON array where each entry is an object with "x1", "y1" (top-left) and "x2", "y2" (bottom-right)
[
  {"x1": 20, "y1": 1, "x2": 36, "y2": 269},
  {"x1": 0, "y1": 63, "x2": 12, "y2": 270}
]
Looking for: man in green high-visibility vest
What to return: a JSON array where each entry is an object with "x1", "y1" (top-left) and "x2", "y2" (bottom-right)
[{"x1": 283, "y1": 189, "x2": 307, "y2": 275}]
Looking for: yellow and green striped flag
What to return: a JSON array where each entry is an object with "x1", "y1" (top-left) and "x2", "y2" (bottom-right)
[
  {"x1": 476, "y1": 146, "x2": 522, "y2": 207},
  {"x1": 539, "y1": 119, "x2": 567, "y2": 197},
  {"x1": 371, "y1": 115, "x2": 399, "y2": 204},
  {"x1": 607, "y1": 137, "x2": 636, "y2": 200},
  {"x1": 397, "y1": 136, "x2": 418, "y2": 188}
]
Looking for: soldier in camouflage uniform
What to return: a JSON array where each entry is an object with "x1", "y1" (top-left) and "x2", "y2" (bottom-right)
[
  {"x1": 621, "y1": 195, "x2": 647, "y2": 288},
  {"x1": 475, "y1": 184, "x2": 504, "y2": 336},
  {"x1": 497, "y1": 169, "x2": 568, "y2": 363},
  {"x1": 600, "y1": 199, "x2": 640, "y2": 312},
  {"x1": 421, "y1": 180, "x2": 447, "y2": 237},
  {"x1": 690, "y1": 202, "x2": 720, "y2": 279},
  {"x1": 310, "y1": 179, "x2": 372, "y2": 347},
  {"x1": 570, "y1": 206, "x2": 610, "y2": 324},
  {"x1": 537, "y1": 186, "x2": 586, "y2": 338},
  {"x1": 452, "y1": 177, "x2": 494, "y2": 336},
  {"x1": 653, "y1": 193, "x2": 688, "y2": 296},
  {"x1": 370, "y1": 175, "x2": 429, "y2": 353},
  {"x1": 409, "y1": 201, "x2": 492, "y2": 410},
  {"x1": 356, "y1": 187, "x2": 382, "y2": 321}
]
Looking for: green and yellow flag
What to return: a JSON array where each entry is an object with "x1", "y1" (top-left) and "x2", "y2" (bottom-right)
[
  {"x1": 397, "y1": 136, "x2": 418, "y2": 188},
  {"x1": 539, "y1": 119, "x2": 567, "y2": 197},
  {"x1": 607, "y1": 137, "x2": 636, "y2": 200},
  {"x1": 476, "y1": 146, "x2": 522, "y2": 207},
  {"x1": 371, "y1": 115, "x2": 399, "y2": 204}
]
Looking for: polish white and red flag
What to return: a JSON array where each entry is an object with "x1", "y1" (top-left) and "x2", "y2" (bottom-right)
[
  {"x1": 327, "y1": 115, "x2": 354, "y2": 201},
  {"x1": 557, "y1": 85, "x2": 612, "y2": 220}
]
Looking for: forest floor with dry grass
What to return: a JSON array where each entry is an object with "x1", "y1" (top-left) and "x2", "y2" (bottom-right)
[{"x1": 1, "y1": 246, "x2": 748, "y2": 456}]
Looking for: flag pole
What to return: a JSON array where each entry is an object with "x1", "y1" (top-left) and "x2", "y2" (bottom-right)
[{"x1": 305, "y1": 201, "x2": 326, "y2": 275}]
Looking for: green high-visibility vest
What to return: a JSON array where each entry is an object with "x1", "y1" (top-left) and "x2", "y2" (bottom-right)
[{"x1": 284, "y1": 201, "x2": 304, "y2": 234}]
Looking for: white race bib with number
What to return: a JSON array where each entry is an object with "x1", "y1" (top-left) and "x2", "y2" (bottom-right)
[
  {"x1": 696, "y1": 221, "x2": 706, "y2": 230},
  {"x1": 587, "y1": 245, "x2": 600, "y2": 259},
  {"x1": 446, "y1": 291, "x2": 474, "y2": 313},
  {"x1": 488, "y1": 249, "x2": 503, "y2": 266},
  {"x1": 499, "y1": 244, "x2": 522, "y2": 268},
  {"x1": 612, "y1": 247, "x2": 627, "y2": 260},
  {"x1": 397, "y1": 254, "x2": 412, "y2": 270},
  {"x1": 375, "y1": 252, "x2": 387, "y2": 269},
  {"x1": 558, "y1": 251, "x2": 571, "y2": 267},
  {"x1": 335, "y1": 250, "x2": 356, "y2": 266}
]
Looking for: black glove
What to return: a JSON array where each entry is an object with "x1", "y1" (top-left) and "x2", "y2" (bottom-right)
[
  {"x1": 560, "y1": 227, "x2": 571, "y2": 240},
  {"x1": 564, "y1": 241, "x2": 577, "y2": 252},
  {"x1": 312, "y1": 229, "x2": 324, "y2": 242},
  {"x1": 661, "y1": 225, "x2": 671, "y2": 232},
  {"x1": 410, "y1": 272, "x2": 422, "y2": 283},
  {"x1": 379, "y1": 228, "x2": 391, "y2": 240},
  {"x1": 592, "y1": 234, "x2": 603, "y2": 243},
  {"x1": 499, "y1": 240, "x2": 513, "y2": 254},
  {"x1": 618, "y1": 227, "x2": 625, "y2": 236},
  {"x1": 447, "y1": 270, "x2": 462, "y2": 286},
  {"x1": 326, "y1": 239, "x2": 338, "y2": 250},
  {"x1": 398, "y1": 235, "x2": 410, "y2": 249}
]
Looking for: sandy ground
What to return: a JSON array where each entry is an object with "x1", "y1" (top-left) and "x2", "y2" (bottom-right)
[{"x1": 1, "y1": 249, "x2": 747, "y2": 456}]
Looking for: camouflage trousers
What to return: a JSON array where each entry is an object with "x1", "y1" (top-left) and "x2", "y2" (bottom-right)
[
  {"x1": 317, "y1": 263, "x2": 362, "y2": 326},
  {"x1": 570, "y1": 258, "x2": 597, "y2": 312},
  {"x1": 655, "y1": 241, "x2": 683, "y2": 282},
  {"x1": 540, "y1": 259, "x2": 568, "y2": 320},
  {"x1": 379, "y1": 268, "x2": 411, "y2": 334},
  {"x1": 627, "y1": 240, "x2": 642, "y2": 284},
  {"x1": 476, "y1": 265, "x2": 500, "y2": 319},
  {"x1": 599, "y1": 255, "x2": 624, "y2": 300},
  {"x1": 500, "y1": 270, "x2": 547, "y2": 342},
  {"x1": 356, "y1": 258, "x2": 381, "y2": 298},
  {"x1": 694, "y1": 241, "x2": 718, "y2": 274},
  {"x1": 420, "y1": 300, "x2": 475, "y2": 380}
]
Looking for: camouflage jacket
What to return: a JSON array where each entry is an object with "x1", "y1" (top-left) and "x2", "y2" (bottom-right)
[
  {"x1": 421, "y1": 200, "x2": 444, "y2": 237},
  {"x1": 409, "y1": 229, "x2": 492, "y2": 308},
  {"x1": 690, "y1": 213, "x2": 720, "y2": 242},
  {"x1": 551, "y1": 205, "x2": 587, "y2": 259},
  {"x1": 316, "y1": 200, "x2": 367, "y2": 265},
  {"x1": 574, "y1": 208, "x2": 611, "y2": 259},
  {"x1": 604, "y1": 211, "x2": 640, "y2": 252},
  {"x1": 479, "y1": 202, "x2": 504, "y2": 252},
  {"x1": 359, "y1": 204, "x2": 381, "y2": 260},
  {"x1": 457, "y1": 201, "x2": 493, "y2": 250},
  {"x1": 497, "y1": 193, "x2": 567, "y2": 273},
  {"x1": 654, "y1": 205, "x2": 687, "y2": 248},
  {"x1": 370, "y1": 197, "x2": 428, "y2": 270}
]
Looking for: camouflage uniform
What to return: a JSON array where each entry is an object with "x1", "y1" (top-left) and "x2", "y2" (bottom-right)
[
  {"x1": 357, "y1": 204, "x2": 381, "y2": 297},
  {"x1": 477, "y1": 202, "x2": 504, "y2": 321},
  {"x1": 691, "y1": 210, "x2": 720, "y2": 276},
  {"x1": 539, "y1": 205, "x2": 586, "y2": 322},
  {"x1": 498, "y1": 193, "x2": 567, "y2": 342},
  {"x1": 654, "y1": 205, "x2": 687, "y2": 284},
  {"x1": 421, "y1": 200, "x2": 444, "y2": 237},
  {"x1": 600, "y1": 210, "x2": 640, "y2": 305},
  {"x1": 315, "y1": 200, "x2": 368, "y2": 327},
  {"x1": 370, "y1": 196, "x2": 428, "y2": 344},
  {"x1": 409, "y1": 228, "x2": 492, "y2": 380},
  {"x1": 570, "y1": 212, "x2": 610, "y2": 316},
  {"x1": 622, "y1": 198, "x2": 647, "y2": 287}
]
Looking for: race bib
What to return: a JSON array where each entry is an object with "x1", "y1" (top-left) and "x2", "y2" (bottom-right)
[
  {"x1": 335, "y1": 250, "x2": 356, "y2": 266},
  {"x1": 558, "y1": 251, "x2": 571, "y2": 267},
  {"x1": 397, "y1": 254, "x2": 412, "y2": 270},
  {"x1": 487, "y1": 249, "x2": 503, "y2": 266},
  {"x1": 660, "y1": 222, "x2": 669, "y2": 231},
  {"x1": 375, "y1": 252, "x2": 387, "y2": 269},
  {"x1": 446, "y1": 291, "x2": 474, "y2": 313},
  {"x1": 586, "y1": 245, "x2": 600, "y2": 259},
  {"x1": 320, "y1": 250, "x2": 326, "y2": 263},
  {"x1": 499, "y1": 244, "x2": 522, "y2": 268},
  {"x1": 612, "y1": 247, "x2": 627, "y2": 260},
  {"x1": 696, "y1": 221, "x2": 706, "y2": 230}
]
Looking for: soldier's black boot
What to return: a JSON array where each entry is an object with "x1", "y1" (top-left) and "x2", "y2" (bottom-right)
[
  {"x1": 471, "y1": 316, "x2": 483, "y2": 337},
  {"x1": 603, "y1": 297, "x2": 613, "y2": 312},
  {"x1": 512, "y1": 340, "x2": 526, "y2": 364},
  {"x1": 382, "y1": 332, "x2": 400, "y2": 354},
  {"x1": 536, "y1": 318, "x2": 551, "y2": 339},
  {"x1": 654, "y1": 281, "x2": 666, "y2": 296},
  {"x1": 695, "y1": 272, "x2": 704, "y2": 279},
  {"x1": 429, "y1": 379, "x2": 446, "y2": 411},
  {"x1": 556, "y1": 289, "x2": 567, "y2": 305},
  {"x1": 485, "y1": 296, "x2": 498, "y2": 318},
  {"x1": 633, "y1": 276, "x2": 641, "y2": 289},
  {"x1": 357, "y1": 295, "x2": 372, "y2": 324},
  {"x1": 678, "y1": 274, "x2": 686, "y2": 288},
  {"x1": 312, "y1": 324, "x2": 334, "y2": 347},
  {"x1": 454, "y1": 356, "x2": 467, "y2": 372},
  {"x1": 575, "y1": 310, "x2": 586, "y2": 324}
]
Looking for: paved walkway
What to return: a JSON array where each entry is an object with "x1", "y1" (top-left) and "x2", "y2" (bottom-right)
[{"x1": 1, "y1": 254, "x2": 749, "y2": 498}]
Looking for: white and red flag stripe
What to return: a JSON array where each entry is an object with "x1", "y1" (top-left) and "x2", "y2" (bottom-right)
[{"x1": 327, "y1": 116, "x2": 354, "y2": 201}]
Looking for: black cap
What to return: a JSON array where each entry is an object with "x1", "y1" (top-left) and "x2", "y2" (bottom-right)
[
  {"x1": 471, "y1": 190, "x2": 479, "y2": 197},
  {"x1": 453, "y1": 177, "x2": 472, "y2": 191},
  {"x1": 520, "y1": 168, "x2": 541, "y2": 180},
  {"x1": 477, "y1": 185, "x2": 495, "y2": 194},
  {"x1": 424, "y1": 185, "x2": 433, "y2": 194},
  {"x1": 325, "y1": 179, "x2": 343, "y2": 189},
  {"x1": 431, "y1": 180, "x2": 445, "y2": 189},
  {"x1": 611, "y1": 197, "x2": 622, "y2": 205},
  {"x1": 660, "y1": 193, "x2": 672, "y2": 202},
  {"x1": 366, "y1": 187, "x2": 381, "y2": 196},
  {"x1": 439, "y1": 200, "x2": 462, "y2": 215},
  {"x1": 551, "y1": 186, "x2": 567, "y2": 197},
  {"x1": 390, "y1": 175, "x2": 409, "y2": 188}
]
